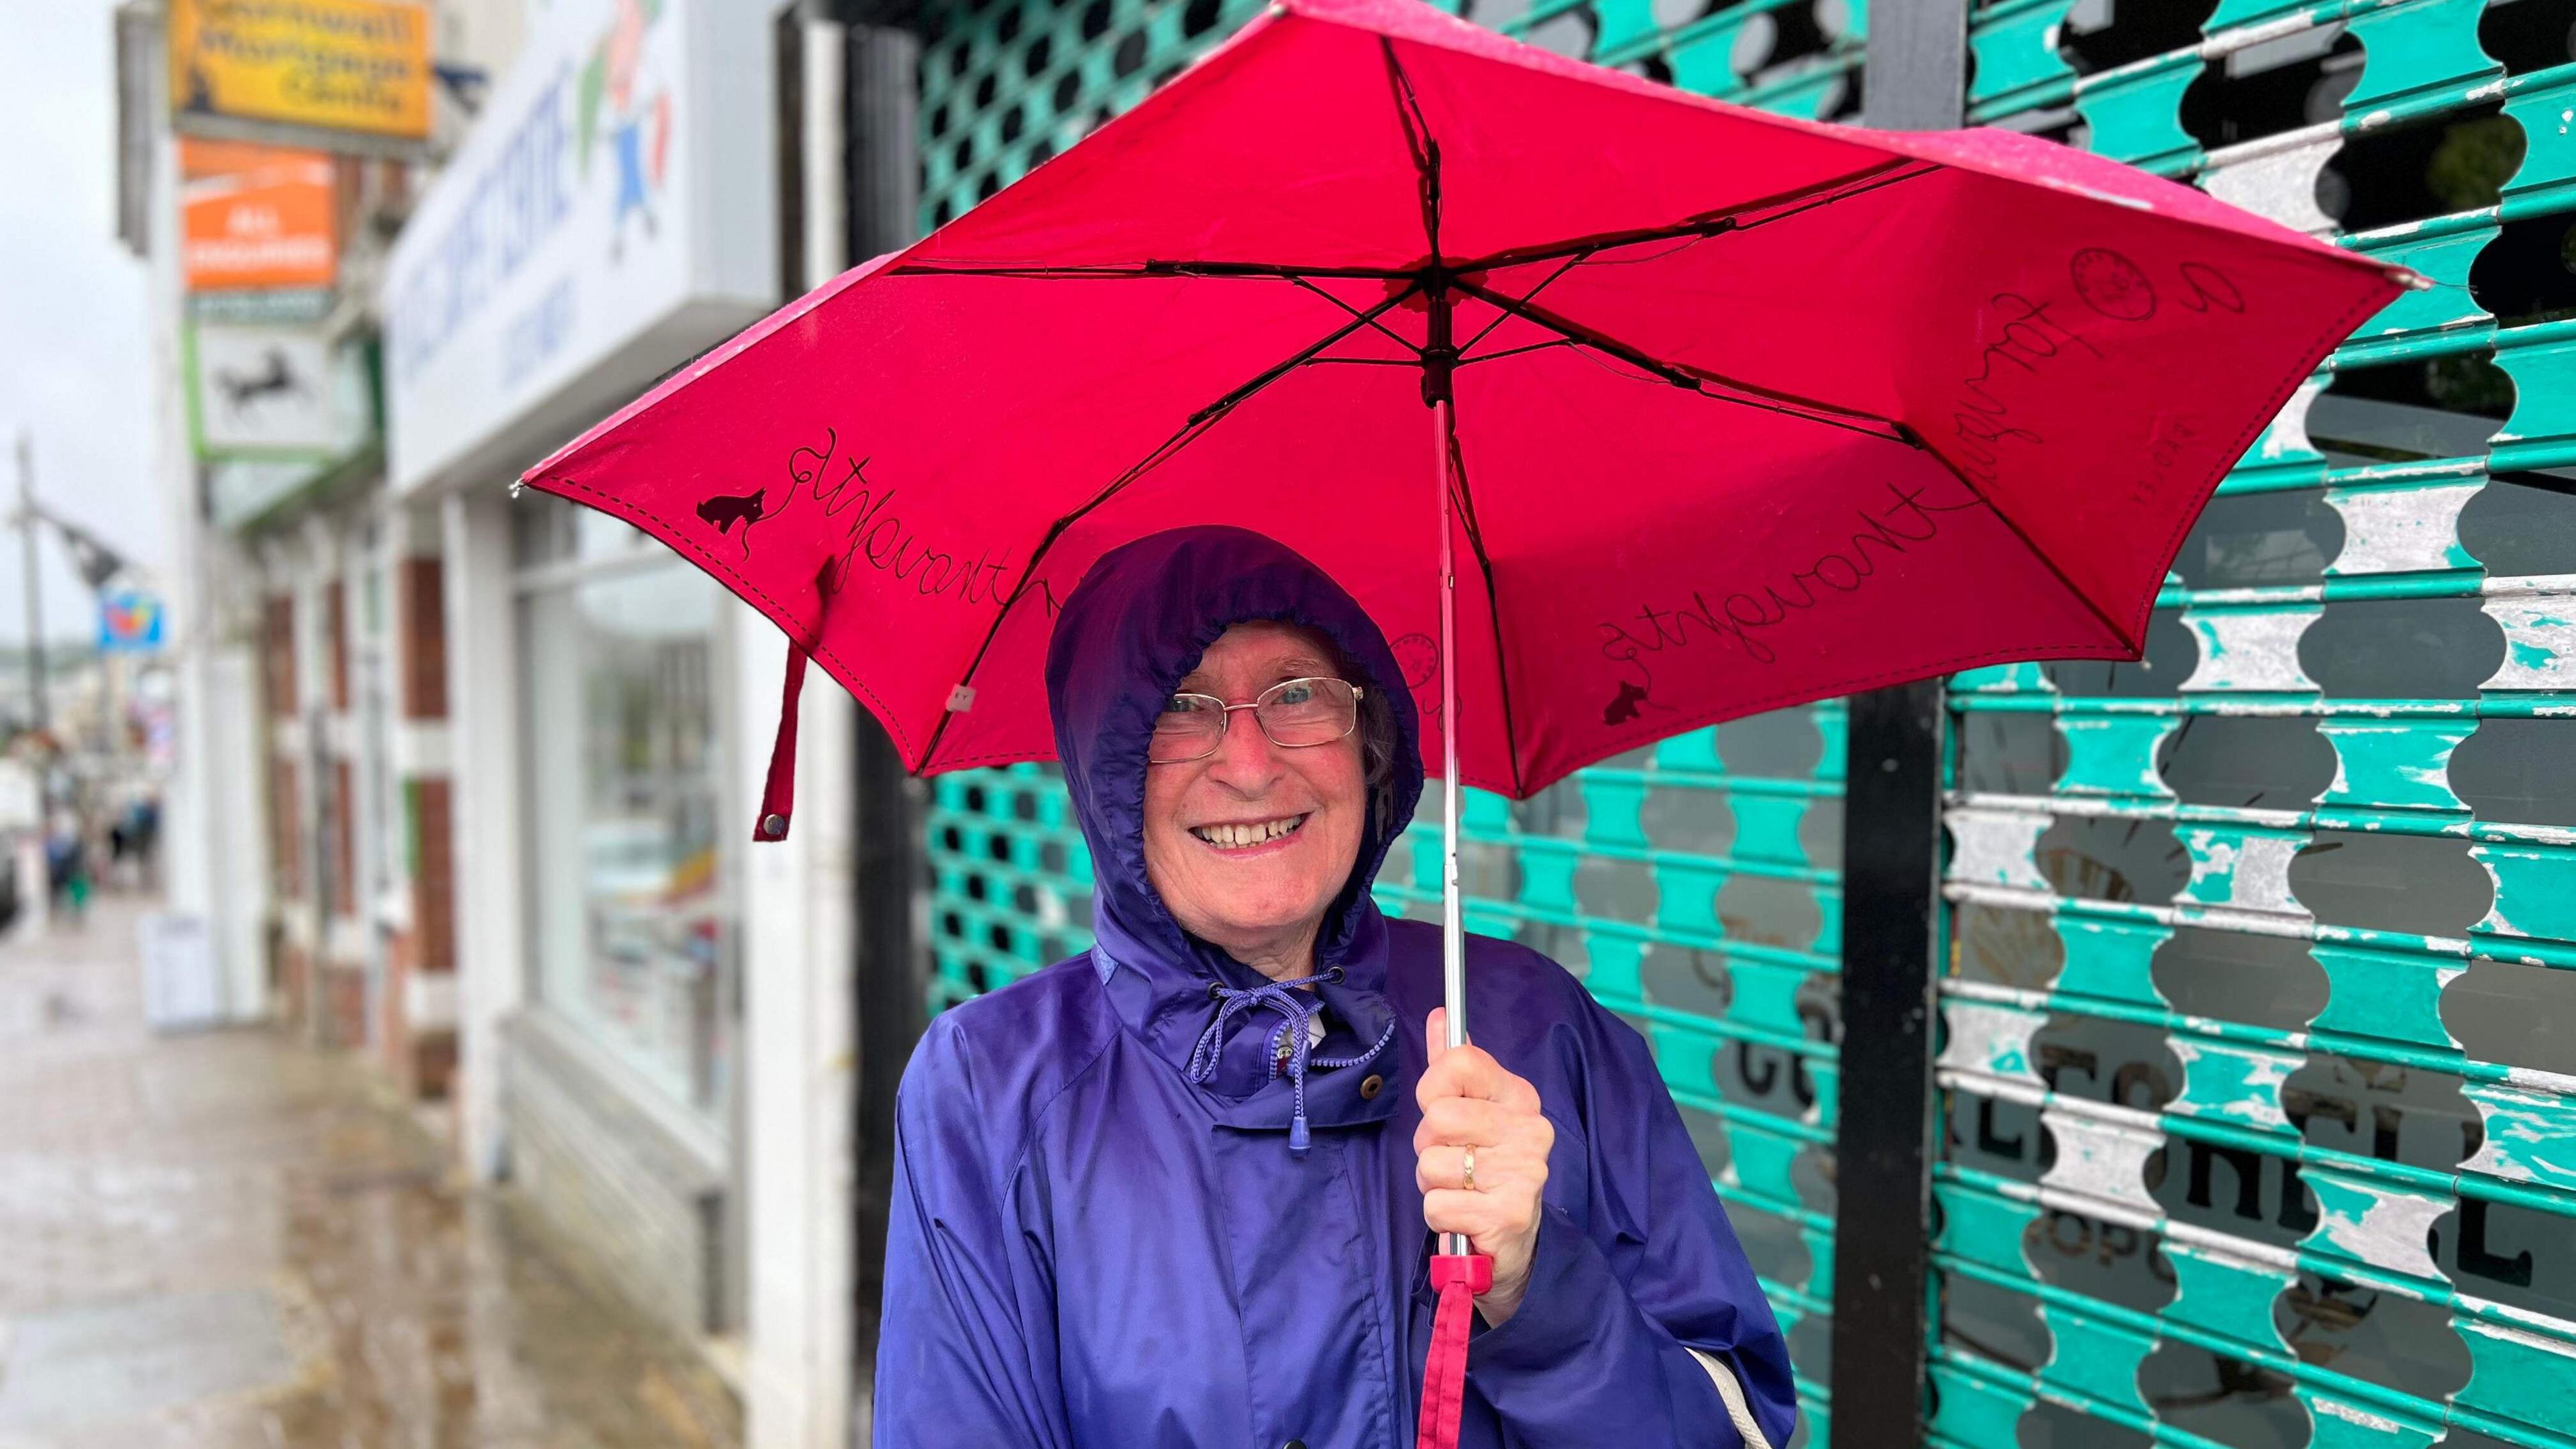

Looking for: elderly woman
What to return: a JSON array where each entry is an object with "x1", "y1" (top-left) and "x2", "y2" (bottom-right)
[{"x1": 874, "y1": 527, "x2": 1795, "y2": 1448}]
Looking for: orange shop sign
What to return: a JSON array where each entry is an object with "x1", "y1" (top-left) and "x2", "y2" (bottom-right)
[
  {"x1": 170, "y1": 0, "x2": 432, "y2": 143},
  {"x1": 181, "y1": 140, "x2": 337, "y2": 292}
]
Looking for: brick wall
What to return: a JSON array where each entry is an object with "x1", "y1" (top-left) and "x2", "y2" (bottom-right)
[
  {"x1": 396, "y1": 557, "x2": 457, "y2": 1102},
  {"x1": 382, "y1": 926, "x2": 414, "y2": 1084},
  {"x1": 264, "y1": 596, "x2": 297, "y2": 716},
  {"x1": 400, "y1": 557, "x2": 446, "y2": 720},
  {"x1": 331, "y1": 758, "x2": 355, "y2": 919},
  {"x1": 327, "y1": 584, "x2": 349, "y2": 712},
  {"x1": 278, "y1": 938, "x2": 310, "y2": 1034},
  {"x1": 322, "y1": 964, "x2": 366, "y2": 1050},
  {"x1": 413, "y1": 777, "x2": 455, "y2": 971},
  {"x1": 269, "y1": 759, "x2": 301, "y2": 900}
]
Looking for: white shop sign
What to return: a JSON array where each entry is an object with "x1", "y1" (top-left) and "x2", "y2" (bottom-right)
[
  {"x1": 383, "y1": 0, "x2": 774, "y2": 496},
  {"x1": 191, "y1": 323, "x2": 345, "y2": 454}
]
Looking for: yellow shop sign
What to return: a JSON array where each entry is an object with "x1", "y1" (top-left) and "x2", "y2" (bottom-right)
[{"x1": 170, "y1": 0, "x2": 431, "y2": 143}]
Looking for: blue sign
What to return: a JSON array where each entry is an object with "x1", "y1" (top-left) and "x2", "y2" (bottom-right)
[{"x1": 99, "y1": 590, "x2": 164, "y2": 653}]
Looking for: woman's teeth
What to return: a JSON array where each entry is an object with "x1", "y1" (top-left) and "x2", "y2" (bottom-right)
[{"x1": 1191, "y1": 815, "x2": 1309, "y2": 849}]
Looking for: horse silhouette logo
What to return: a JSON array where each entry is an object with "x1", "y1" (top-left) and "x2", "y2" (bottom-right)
[{"x1": 213, "y1": 348, "x2": 309, "y2": 417}]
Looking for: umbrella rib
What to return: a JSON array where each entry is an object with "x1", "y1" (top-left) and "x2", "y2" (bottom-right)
[
  {"x1": 1439, "y1": 416, "x2": 1529, "y2": 799},
  {"x1": 1453, "y1": 281, "x2": 2135, "y2": 654},
  {"x1": 1289, "y1": 274, "x2": 1427, "y2": 358},
  {"x1": 1450, "y1": 274, "x2": 1907, "y2": 443},
  {"x1": 1379, "y1": 40, "x2": 1442, "y2": 262},
  {"x1": 914, "y1": 282, "x2": 1428, "y2": 769},
  {"x1": 1456, "y1": 338, "x2": 1574, "y2": 367},
  {"x1": 1448, "y1": 159, "x2": 1935, "y2": 274},
  {"x1": 1724, "y1": 160, "x2": 1941, "y2": 237},
  {"x1": 1888, "y1": 421, "x2": 2142, "y2": 653},
  {"x1": 1457, "y1": 251, "x2": 1586, "y2": 357}
]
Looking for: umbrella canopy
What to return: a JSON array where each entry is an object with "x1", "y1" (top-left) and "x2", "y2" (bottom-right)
[
  {"x1": 519, "y1": 5, "x2": 2410, "y2": 1438},
  {"x1": 522, "y1": 0, "x2": 2402, "y2": 812}
]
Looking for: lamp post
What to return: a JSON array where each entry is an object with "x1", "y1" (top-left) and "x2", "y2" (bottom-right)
[{"x1": 15, "y1": 431, "x2": 42, "y2": 738}]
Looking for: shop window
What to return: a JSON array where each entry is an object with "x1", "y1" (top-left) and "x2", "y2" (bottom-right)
[
  {"x1": 2319, "y1": 107, "x2": 2515, "y2": 233},
  {"x1": 2471, "y1": 213, "x2": 2576, "y2": 329},
  {"x1": 2057, "y1": 0, "x2": 2215, "y2": 80},
  {"x1": 2480, "y1": 0, "x2": 2576, "y2": 75},
  {"x1": 2181, "y1": 24, "x2": 2359, "y2": 148},
  {"x1": 2167, "y1": 487, "x2": 2341, "y2": 590},
  {"x1": 2300, "y1": 597, "x2": 2502, "y2": 698},
  {"x1": 2157, "y1": 715, "x2": 2335, "y2": 810},
  {"x1": 519, "y1": 498, "x2": 737, "y2": 1124},
  {"x1": 2039, "y1": 609, "x2": 2199, "y2": 697},
  {"x1": 2151, "y1": 926, "x2": 2325, "y2": 1034}
]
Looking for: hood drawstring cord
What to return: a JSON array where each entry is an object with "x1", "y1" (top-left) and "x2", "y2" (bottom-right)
[{"x1": 1185, "y1": 967, "x2": 1397, "y2": 1155}]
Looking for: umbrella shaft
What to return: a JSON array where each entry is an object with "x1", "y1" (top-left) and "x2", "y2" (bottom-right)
[
  {"x1": 1436, "y1": 397, "x2": 1470, "y2": 1265},
  {"x1": 1435, "y1": 398, "x2": 1465, "y2": 1052}
]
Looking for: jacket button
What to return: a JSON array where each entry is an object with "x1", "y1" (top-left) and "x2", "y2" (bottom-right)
[{"x1": 1358, "y1": 1073, "x2": 1384, "y2": 1100}]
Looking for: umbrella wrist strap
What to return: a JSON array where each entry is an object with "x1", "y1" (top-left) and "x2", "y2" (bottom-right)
[
  {"x1": 755, "y1": 643, "x2": 810, "y2": 842},
  {"x1": 1416, "y1": 1252, "x2": 1491, "y2": 1449}
]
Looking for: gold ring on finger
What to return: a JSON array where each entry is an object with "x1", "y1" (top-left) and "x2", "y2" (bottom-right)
[{"x1": 1462, "y1": 1146, "x2": 1477, "y2": 1191}]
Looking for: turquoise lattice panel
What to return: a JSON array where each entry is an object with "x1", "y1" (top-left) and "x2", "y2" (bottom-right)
[
  {"x1": 1943, "y1": 1, "x2": 2576, "y2": 1444},
  {"x1": 926, "y1": 765, "x2": 1097, "y2": 1012},
  {"x1": 1466, "y1": 0, "x2": 1867, "y2": 120},
  {"x1": 920, "y1": 0, "x2": 1874, "y2": 240}
]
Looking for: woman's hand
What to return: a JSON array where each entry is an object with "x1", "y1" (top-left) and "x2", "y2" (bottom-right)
[{"x1": 1414, "y1": 1006, "x2": 1554, "y2": 1326}]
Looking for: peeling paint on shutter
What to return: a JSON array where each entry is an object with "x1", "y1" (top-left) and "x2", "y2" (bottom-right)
[{"x1": 1941, "y1": 1, "x2": 2576, "y2": 1444}]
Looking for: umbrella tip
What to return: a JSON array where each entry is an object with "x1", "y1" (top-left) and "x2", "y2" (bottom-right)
[
  {"x1": 508, "y1": 480, "x2": 527, "y2": 499},
  {"x1": 2391, "y1": 267, "x2": 2432, "y2": 291}
]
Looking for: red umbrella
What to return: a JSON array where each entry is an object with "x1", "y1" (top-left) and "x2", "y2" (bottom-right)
[{"x1": 517, "y1": 0, "x2": 2404, "y2": 1433}]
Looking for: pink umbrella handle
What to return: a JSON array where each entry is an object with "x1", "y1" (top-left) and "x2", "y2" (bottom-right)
[{"x1": 1417, "y1": 1250, "x2": 1493, "y2": 1449}]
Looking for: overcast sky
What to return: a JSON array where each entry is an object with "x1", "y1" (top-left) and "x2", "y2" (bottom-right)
[{"x1": 0, "y1": 0, "x2": 163, "y2": 650}]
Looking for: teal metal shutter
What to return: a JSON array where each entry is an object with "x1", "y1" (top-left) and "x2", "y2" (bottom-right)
[
  {"x1": 1935, "y1": 3, "x2": 2576, "y2": 1446},
  {"x1": 916, "y1": 5, "x2": 1874, "y2": 1443}
]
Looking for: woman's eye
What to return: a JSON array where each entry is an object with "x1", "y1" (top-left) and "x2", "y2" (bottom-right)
[
  {"x1": 1273, "y1": 682, "x2": 1316, "y2": 706},
  {"x1": 1162, "y1": 695, "x2": 1209, "y2": 714}
]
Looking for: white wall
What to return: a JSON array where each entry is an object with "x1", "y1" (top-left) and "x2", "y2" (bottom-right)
[
  {"x1": 743, "y1": 23, "x2": 855, "y2": 1443},
  {"x1": 737, "y1": 600, "x2": 858, "y2": 1449},
  {"x1": 443, "y1": 485, "x2": 526, "y2": 1180},
  {"x1": 146, "y1": 13, "x2": 273, "y2": 1022}
]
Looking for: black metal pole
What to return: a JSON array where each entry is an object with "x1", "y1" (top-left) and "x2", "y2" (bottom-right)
[
  {"x1": 17, "y1": 431, "x2": 46, "y2": 736},
  {"x1": 1827, "y1": 7, "x2": 1969, "y2": 1448},
  {"x1": 841, "y1": 17, "x2": 925, "y2": 1434}
]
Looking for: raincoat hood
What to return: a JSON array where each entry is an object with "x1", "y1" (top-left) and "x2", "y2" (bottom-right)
[
  {"x1": 1045, "y1": 525, "x2": 1425, "y2": 967},
  {"x1": 1044, "y1": 526, "x2": 1426, "y2": 1134}
]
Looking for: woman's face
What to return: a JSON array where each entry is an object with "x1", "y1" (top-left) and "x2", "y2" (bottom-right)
[{"x1": 1142, "y1": 621, "x2": 1367, "y2": 972}]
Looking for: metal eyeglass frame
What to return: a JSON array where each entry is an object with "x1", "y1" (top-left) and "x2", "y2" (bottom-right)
[{"x1": 1146, "y1": 676, "x2": 1366, "y2": 764}]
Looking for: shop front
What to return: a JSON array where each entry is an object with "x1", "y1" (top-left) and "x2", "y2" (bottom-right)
[{"x1": 381, "y1": 0, "x2": 775, "y2": 1344}]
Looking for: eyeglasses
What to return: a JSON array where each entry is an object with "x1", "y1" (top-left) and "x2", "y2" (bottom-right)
[{"x1": 1148, "y1": 676, "x2": 1364, "y2": 764}]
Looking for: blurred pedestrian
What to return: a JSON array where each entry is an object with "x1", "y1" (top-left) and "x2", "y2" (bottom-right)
[{"x1": 44, "y1": 809, "x2": 88, "y2": 929}]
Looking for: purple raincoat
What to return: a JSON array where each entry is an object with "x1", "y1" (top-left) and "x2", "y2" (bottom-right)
[{"x1": 873, "y1": 527, "x2": 1797, "y2": 1448}]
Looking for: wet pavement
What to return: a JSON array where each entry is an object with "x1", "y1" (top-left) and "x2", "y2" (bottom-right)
[{"x1": 0, "y1": 898, "x2": 743, "y2": 1448}]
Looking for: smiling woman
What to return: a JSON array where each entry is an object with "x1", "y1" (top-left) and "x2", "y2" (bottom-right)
[
  {"x1": 873, "y1": 526, "x2": 1797, "y2": 1449},
  {"x1": 1142, "y1": 625, "x2": 1375, "y2": 981}
]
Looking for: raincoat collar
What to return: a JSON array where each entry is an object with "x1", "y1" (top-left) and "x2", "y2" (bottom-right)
[{"x1": 1045, "y1": 527, "x2": 1426, "y2": 1130}]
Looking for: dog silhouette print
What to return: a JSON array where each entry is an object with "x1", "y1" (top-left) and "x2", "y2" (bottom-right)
[
  {"x1": 1603, "y1": 679, "x2": 1650, "y2": 726},
  {"x1": 698, "y1": 489, "x2": 766, "y2": 555}
]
